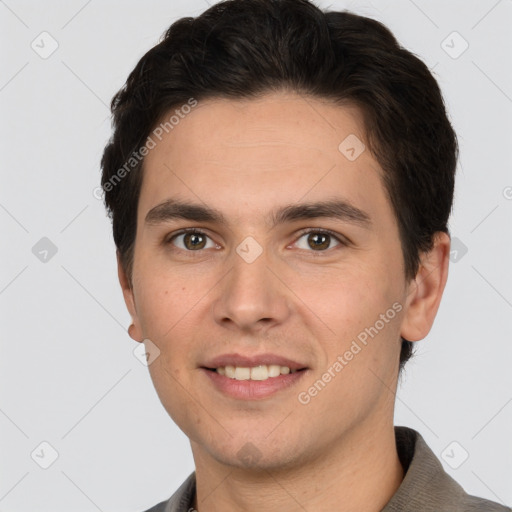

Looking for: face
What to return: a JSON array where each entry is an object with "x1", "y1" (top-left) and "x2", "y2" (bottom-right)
[{"x1": 119, "y1": 91, "x2": 442, "y2": 471}]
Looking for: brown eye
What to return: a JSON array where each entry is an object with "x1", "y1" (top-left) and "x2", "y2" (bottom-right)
[
  {"x1": 183, "y1": 232, "x2": 207, "y2": 250},
  {"x1": 294, "y1": 230, "x2": 343, "y2": 251},
  {"x1": 307, "y1": 232, "x2": 330, "y2": 250},
  {"x1": 169, "y1": 230, "x2": 216, "y2": 251}
]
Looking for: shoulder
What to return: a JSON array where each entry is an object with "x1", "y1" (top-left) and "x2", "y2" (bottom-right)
[
  {"x1": 460, "y1": 493, "x2": 511, "y2": 512},
  {"x1": 385, "y1": 427, "x2": 510, "y2": 512},
  {"x1": 140, "y1": 500, "x2": 168, "y2": 512},
  {"x1": 139, "y1": 472, "x2": 196, "y2": 512}
]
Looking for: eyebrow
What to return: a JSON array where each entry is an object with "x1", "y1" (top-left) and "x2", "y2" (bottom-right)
[{"x1": 145, "y1": 198, "x2": 372, "y2": 229}]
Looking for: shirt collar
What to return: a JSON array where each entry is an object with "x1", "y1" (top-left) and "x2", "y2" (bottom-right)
[{"x1": 158, "y1": 426, "x2": 507, "y2": 512}]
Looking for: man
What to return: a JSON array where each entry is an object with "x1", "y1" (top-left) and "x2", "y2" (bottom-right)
[{"x1": 100, "y1": 1, "x2": 510, "y2": 510}]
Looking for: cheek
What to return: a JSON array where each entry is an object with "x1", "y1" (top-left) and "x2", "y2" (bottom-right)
[
  {"x1": 292, "y1": 260, "x2": 399, "y2": 339},
  {"x1": 132, "y1": 256, "x2": 207, "y2": 340},
  {"x1": 301, "y1": 268, "x2": 403, "y2": 406},
  {"x1": 133, "y1": 272, "x2": 205, "y2": 429},
  {"x1": 135, "y1": 281, "x2": 177, "y2": 337}
]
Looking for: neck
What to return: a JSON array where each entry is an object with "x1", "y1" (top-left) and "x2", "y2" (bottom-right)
[{"x1": 191, "y1": 421, "x2": 404, "y2": 512}]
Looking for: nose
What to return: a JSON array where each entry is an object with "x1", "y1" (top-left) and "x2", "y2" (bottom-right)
[{"x1": 211, "y1": 247, "x2": 291, "y2": 333}]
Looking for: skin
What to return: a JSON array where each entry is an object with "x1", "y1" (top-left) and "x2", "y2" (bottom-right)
[{"x1": 118, "y1": 91, "x2": 450, "y2": 512}]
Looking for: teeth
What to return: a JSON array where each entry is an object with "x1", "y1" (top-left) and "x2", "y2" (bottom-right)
[
  {"x1": 216, "y1": 364, "x2": 298, "y2": 380},
  {"x1": 235, "y1": 366, "x2": 251, "y2": 380},
  {"x1": 268, "y1": 365, "x2": 281, "y2": 378}
]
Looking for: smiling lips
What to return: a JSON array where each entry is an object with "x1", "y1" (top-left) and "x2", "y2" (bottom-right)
[
  {"x1": 201, "y1": 352, "x2": 309, "y2": 388},
  {"x1": 217, "y1": 364, "x2": 299, "y2": 380}
]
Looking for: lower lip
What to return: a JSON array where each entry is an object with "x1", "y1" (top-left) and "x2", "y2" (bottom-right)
[{"x1": 201, "y1": 368, "x2": 308, "y2": 400}]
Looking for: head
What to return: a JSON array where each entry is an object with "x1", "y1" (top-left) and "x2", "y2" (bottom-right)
[{"x1": 101, "y1": 0, "x2": 457, "y2": 470}]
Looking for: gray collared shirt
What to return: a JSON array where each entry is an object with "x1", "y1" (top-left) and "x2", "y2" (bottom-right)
[{"x1": 142, "y1": 426, "x2": 511, "y2": 512}]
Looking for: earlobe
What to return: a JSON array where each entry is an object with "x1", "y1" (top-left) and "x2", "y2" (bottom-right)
[
  {"x1": 400, "y1": 232, "x2": 451, "y2": 342},
  {"x1": 116, "y1": 250, "x2": 144, "y2": 343},
  {"x1": 128, "y1": 323, "x2": 141, "y2": 341}
]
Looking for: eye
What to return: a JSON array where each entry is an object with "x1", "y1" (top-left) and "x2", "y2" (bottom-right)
[
  {"x1": 167, "y1": 229, "x2": 218, "y2": 251},
  {"x1": 293, "y1": 229, "x2": 345, "y2": 252}
]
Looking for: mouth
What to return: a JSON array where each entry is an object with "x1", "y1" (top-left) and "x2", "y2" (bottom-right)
[
  {"x1": 199, "y1": 353, "x2": 310, "y2": 400},
  {"x1": 202, "y1": 365, "x2": 307, "y2": 381},
  {"x1": 201, "y1": 366, "x2": 309, "y2": 400}
]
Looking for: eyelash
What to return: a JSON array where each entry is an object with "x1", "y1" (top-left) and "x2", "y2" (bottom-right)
[
  {"x1": 165, "y1": 227, "x2": 348, "y2": 254},
  {"x1": 294, "y1": 228, "x2": 348, "y2": 252}
]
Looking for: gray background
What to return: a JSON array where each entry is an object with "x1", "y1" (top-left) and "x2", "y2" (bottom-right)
[{"x1": 1, "y1": 0, "x2": 511, "y2": 510}]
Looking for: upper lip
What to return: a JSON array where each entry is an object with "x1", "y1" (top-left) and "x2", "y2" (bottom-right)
[{"x1": 201, "y1": 353, "x2": 308, "y2": 371}]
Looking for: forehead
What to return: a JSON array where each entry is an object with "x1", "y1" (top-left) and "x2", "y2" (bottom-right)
[
  {"x1": 139, "y1": 92, "x2": 391, "y2": 227},
  {"x1": 146, "y1": 92, "x2": 368, "y2": 166}
]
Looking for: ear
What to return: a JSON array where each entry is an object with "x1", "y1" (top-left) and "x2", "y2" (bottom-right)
[
  {"x1": 400, "y1": 231, "x2": 450, "y2": 342},
  {"x1": 117, "y1": 250, "x2": 143, "y2": 343}
]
